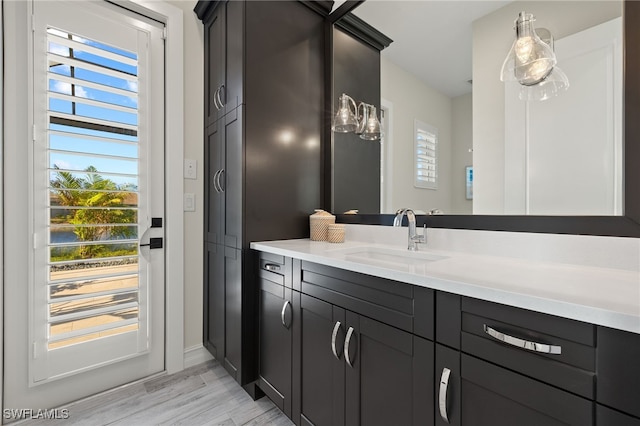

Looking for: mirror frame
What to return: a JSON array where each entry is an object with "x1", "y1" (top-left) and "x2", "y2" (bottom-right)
[{"x1": 330, "y1": 0, "x2": 640, "y2": 238}]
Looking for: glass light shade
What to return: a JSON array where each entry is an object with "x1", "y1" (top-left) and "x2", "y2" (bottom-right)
[
  {"x1": 518, "y1": 65, "x2": 569, "y2": 101},
  {"x1": 359, "y1": 105, "x2": 381, "y2": 140},
  {"x1": 355, "y1": 102, "x2": 368, "y2": 134},
  {"x1": 332, "y1": 93, "x2": 358, "y2": 133},
  {"x1": 500, "y1": 12, "x2": 557, "y2": 86}
]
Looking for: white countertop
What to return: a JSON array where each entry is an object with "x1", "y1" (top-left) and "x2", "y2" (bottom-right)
[{"x1": 251, "y1": 238, "x2": 640, "y2": 334}]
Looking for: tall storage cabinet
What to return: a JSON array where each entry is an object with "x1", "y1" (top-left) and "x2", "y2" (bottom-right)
[{"x1": 195, "y1": 0, "x2": 326, "y2": 387}]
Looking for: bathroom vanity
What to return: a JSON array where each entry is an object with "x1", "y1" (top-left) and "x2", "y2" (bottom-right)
[{"x1": 252, "y1": 228, "x2": 640, "y2": 425}]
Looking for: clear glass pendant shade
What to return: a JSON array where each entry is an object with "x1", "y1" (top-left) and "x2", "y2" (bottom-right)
[
  {"x1": 517, "y1": 66, "x2": 569, "y2": 101},
  {"x1": 332, "y1": 93, "x2": 358, "y2": 133},
  {"x1": 359, "y1": 105, "x2": 382, "y2": 140},
  {"x1": 500, "y1": 12, "x2": 557, "y2": 86}
]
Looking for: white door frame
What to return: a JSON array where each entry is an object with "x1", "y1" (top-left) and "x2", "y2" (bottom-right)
[{"x1": 1, "y1": 0, "x2": 184, "y2": 414}]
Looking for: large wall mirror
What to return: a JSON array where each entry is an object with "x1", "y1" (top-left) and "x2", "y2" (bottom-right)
[{"x1": 331, "y1": 0, "x2": 640, "y2": 236}]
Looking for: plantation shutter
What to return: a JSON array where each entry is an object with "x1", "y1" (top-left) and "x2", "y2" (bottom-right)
[
  {"x1": 414, "y1": 120, "x2": 438, "y2": 189},
  {"x1": 31, "y1": 5, "x2": 156, "y2": 382}
]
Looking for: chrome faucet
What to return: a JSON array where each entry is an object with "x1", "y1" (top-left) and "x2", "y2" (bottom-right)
[{"x1": 393, "y1": 208, "x2": 426, "y2": 251}]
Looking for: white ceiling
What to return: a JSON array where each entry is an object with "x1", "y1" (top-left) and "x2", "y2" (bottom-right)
[{"x1": 352, "y1": 1, "x2": 511, "y2": 98}]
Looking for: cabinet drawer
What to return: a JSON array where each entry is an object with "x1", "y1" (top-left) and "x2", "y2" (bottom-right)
[
  {"x1": 300, "y1": 261, "x2": 433, "y2": 337},
  {"x1": 461, "y1": 297, "x2": 596, "y2": 399},
  {"x1": 461, "y1": 354, "x2": 594, "y2": 426},
  {"x1": 257, "y1": 251, "x2": 291, "y2": 287}
]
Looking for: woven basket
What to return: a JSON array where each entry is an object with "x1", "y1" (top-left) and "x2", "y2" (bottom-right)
[
  {"x1": 310, "y1": 210, "x2": 335, "y2": 241},
  {"x1": 327, "y1": 224, "x2": 345, "y2": 243}
]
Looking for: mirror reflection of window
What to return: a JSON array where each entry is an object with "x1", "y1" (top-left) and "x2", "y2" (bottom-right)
[{"x1": 414, "y1": 120, "x2": 438, "y2": 190}]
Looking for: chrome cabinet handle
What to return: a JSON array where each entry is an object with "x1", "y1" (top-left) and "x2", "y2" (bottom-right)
[
  {"x1": 344, "y1": 327, "x2": 355, "y2": 368},
  {"x1": 439, "y1": 367, "x2": 451, "y2": 423},
  {"x1": 218, "y1": 169, "x2": 225, "y2": 192},
  {"x1": 217, "y1": 84, "x2": 225, "y2": 107},
  {"x1": 212, "y1": 169, "x2": 221, "y2": 193},
  {"x1": 264, "y1": 264, "x2": 280, "y2": 272},
  {"x1": 281, "y1": 300, "x2": 291, "y2": 329},
  {"x1": 331, "y1": 321, "x2": 343, "y2": 360},
  {"x1": 213, "y1": 87, "x2": 222, "y2": 110},
  {"x1": 484, "y1": 324, "x2": 562, "y2": 355}
]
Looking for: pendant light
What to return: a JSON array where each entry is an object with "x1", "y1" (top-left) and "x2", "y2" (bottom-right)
[{"x1": 500, "y1": 12, "x2": 569, "y2": 101}]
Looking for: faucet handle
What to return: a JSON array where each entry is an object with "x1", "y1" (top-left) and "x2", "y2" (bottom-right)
[{"x1": 410, "y1": 224, "x2": 427, "y2": 246}]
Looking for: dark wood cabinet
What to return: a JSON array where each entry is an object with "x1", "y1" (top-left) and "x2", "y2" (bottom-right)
[
  {"x1": 292, "y1": 262, "x2": 434, "y2": 426},
  {"x1": 204, "y1": 107, "x2": 242, "y2": 249},
  {"x1": 597, "y1": 326, "x2": 640, "y2": 420},
  {"x1": 257, "y1": 253, "x2": 294, "y2": 418},
  {"x1": 294, "y1": 292, "x2": 345, "y2": 426},
  {"x1": 345, "y1": 311, "x2": 433, "y2": 426},
  {"x1": 597, "y1": 404, "x2": 640, "y2": 426},
  {"x1": 203, "y1": 242, "x2": 224, "y2": 360},
  {"x1": 459, "y1": 354, "x2": 593, "y2": 426},
  {"x1": 203, "y1": 0, "x2": 242, "y2": 127},
  {"x1": 437, "y1": 333, "x2": 594, "y2": 426},
  {"x1": 197, "y1": 0, "x2": 325, "y2": 387}
]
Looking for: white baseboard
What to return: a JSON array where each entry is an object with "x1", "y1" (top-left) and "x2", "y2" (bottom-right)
[{"x1": 183, "y1": 344, "x2": 214, "y2": 368}]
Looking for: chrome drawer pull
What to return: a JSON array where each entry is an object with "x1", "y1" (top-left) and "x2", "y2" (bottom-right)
[
  {"x1": 264, "y1": 264, "x2": 280, "y2": 272},
  {"x1": 344, "y1": 326, "x2": 355, "y2": 368},
  {"x1": 331, "y1": 321, "x2": 343, "y2": 360},
  {"x1": 483, "y1": 324, "x2": 562, "y2": 355},
  {"x1": 438, "y1": 367, "x2": 451, "y2": 424}
]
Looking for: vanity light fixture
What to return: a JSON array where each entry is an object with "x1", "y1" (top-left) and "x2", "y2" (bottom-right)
[
  {"x1": 332, "y1": 93, "x2": 382, "y2": 140},
  {"x1": 500, "y1": 12, "x2": 569, "y2": 101}
]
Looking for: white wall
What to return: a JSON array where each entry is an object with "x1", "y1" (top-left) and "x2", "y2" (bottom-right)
[
  {"x1": 472, "y1": 1, "x2": 622, "y2": 214},
  {"x1": 167, "y1": 0, "x2": 203, "y2": 350},
  {"x1": 451, "y1": 93, "x2": 473, "y2": 214},
  {"x1": 381, "y1": 57, "x2": 453, "y2": 214}
]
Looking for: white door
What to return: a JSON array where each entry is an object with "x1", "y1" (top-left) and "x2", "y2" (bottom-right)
[{"x1": 4, "y1": 0, "x2": 165, "y2": 411}]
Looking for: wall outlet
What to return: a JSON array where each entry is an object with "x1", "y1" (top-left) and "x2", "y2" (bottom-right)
[{"x1": 184, "y1": 159, "x2": 197, "y2": 179}]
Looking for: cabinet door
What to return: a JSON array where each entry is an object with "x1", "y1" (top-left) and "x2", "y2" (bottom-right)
[
  {"x1": 222, "y1": 107, "x2": 242, "y2": 249},
  {"x1": 597, "y1": 326, "x2": 640, "y2": 418},
  {"x1": 205, "y1": 121, "x2": 223, "y2": 244},
  {"x1": 295, "y1": 293, "x2": 345, "y2": 426},
  {"x1": 597, "y1": 405, "x2": 640, "y2": 426},
  {"x1": 204, "y1": 2, "x2": 225, "y2": 127},
  {"x1": 223, "y1": 246, "x2": 241, "y2": 380},
  {"x1": 435, "y1": 344, "x2": 461, "y2": 426},
  {"x1": 258, "y1": 277, "x2": 293, "y2": 418},
  {"x1": 204, "y1": 242, "x2": 225, "y2": 360},
  {"x1": 345, "y1": 312, "x2": 433, "y2": 426},
  {"x1": 460, "y1": 354, "x2": 593, "y2": 426}
]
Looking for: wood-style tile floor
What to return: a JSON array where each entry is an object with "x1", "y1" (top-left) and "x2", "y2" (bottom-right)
[{"x1": 17, "y1": 360, "x2": 294, "y2": 426}]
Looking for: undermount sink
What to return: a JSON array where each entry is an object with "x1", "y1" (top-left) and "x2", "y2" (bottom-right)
[{"x1": 326, "y1": 245, "x2": 447, "y2": 270}]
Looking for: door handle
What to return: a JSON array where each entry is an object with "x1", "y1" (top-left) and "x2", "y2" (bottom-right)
[
  {"x1": 212, "y1": 169, "x2": 221, "y2": 193},
  {"x1": 484, "y1": 324, "x2": 562, "y2": 355},
  {"x1": 344, "y1": 326, "x2": 355, "y2": 368},
  {"x1": 439, "y1": 367, "x2": 451, "y2": 423},
  {"x1": 331, "y1": 321, "x2": 343, "y2": 360},
  {"x1": 218, "y1": 169, "x2": 225, "y2": 192},
  {"x1": 140, "y1": 237, "x2": 163, "y2": 249},
  {"x1": 217, "y1": 84, "x2": 225, "y2": 108},
  {"x1": 213, "y1": 87, "x2": 222, "y2": 110},
  {"x1": 281, "y1": 300, "x2": 292, "y2": 329}
]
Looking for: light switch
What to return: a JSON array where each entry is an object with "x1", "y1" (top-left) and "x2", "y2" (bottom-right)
[
  {"x1": 184, "y1": 193, "x2": 196, "y2": 212},
  {"x1": 184, "y1": 159, "x2": 197, "y2": 179}
]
